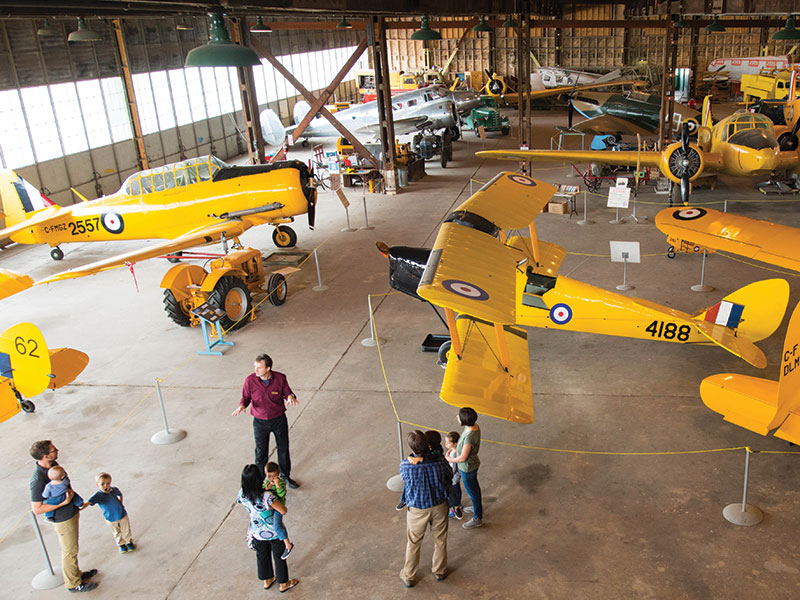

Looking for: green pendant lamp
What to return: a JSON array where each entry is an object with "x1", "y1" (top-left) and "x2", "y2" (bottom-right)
[
  {"x1": 502, "y1": 15, "x2": 518, "y2": 28},
  {"x1": 705, "y1": 15, "x2": 726, "y2": 33},
  {"x1": 410, "y1": 15, "x2": 441, "y2": 40},
  {"x1": 473, "y1": 16, "x2": 492, "y2": 33},
  {"x1": 772, "y1": 16, "x2": 800, "y2": 40},
  {"x1": 674, "y1": 15, "x2": 688, "y2": 28},
  {"x1": 336, "y1": 17, "x2": 352, "y2": 29},
  {"x1": 185, "y1": 12, "x2": 261, "y2": 67},
  {"x1": 68, "y1": 17, "x2": 102, "y2": 42},
  {"x1": 250, "y1": 16, "x2": 272, "y2": 33}
]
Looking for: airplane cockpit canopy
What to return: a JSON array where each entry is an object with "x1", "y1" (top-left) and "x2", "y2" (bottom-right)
[
  {"x1": 722, "y1": 113, "x2": 777, "y2": 149},
  {"x1": 121, "y1": 156, "x2": 229, "y2": 196}
]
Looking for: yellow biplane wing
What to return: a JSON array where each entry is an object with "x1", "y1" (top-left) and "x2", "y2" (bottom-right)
[
  {"x1": 37, "y1": 218, "x2": 254, "y2": 284},
  {"x1": 700, "y1": 300, "x2": 800, "y2": 443},
  {"x1": 418, "y1": 172, "x2": 556, "y2": 324},
  {"x1": 441, "y1": 316, "x2": 533, "y2": 423},
  {"x1": 655, "y1": 206, "x2": 800, "y2": 272},
  {"x1": 476, "y1": 148, "x2": 664, "y2": 168}
]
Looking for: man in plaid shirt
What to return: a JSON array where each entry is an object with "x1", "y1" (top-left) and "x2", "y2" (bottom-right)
[{"x1": 398, "y1": 430, "x2": 452, "y2": 587}]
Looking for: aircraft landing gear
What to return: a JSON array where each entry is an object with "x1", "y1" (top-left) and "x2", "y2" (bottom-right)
[
  {"x1": 272, "y1": 225, "x2": 297, "y2": 248},
  {"x1": 13, "y1": 389, "x2": 35, "y2": 413},
  {"x1": 167, "y1": 250, "x2": 183, "y2": 264},
  {"x1": 301, "y1": 139, "x2": 309, "y2": 148},
  {"x1": 437, "y1": 340, "x2": 451, "y2": 368},
  {"x1": 667, "y1": 246, "x2": 676, "y2": 259},
  {"x1": 50, "y1": 247, "x2": 64, "y2": 261}
]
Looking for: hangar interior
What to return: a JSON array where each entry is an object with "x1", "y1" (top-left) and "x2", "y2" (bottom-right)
[{"x1": 2, "y1": 1, "x2": 800, "y2": 598}]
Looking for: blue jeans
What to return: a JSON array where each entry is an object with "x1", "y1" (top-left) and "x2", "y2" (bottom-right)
[
  {"x1": 448, "y1": 482, "x2": 462, "y2": 508},
  {"x1": 461, "y1": 468, "x2": 482, "y2": 520},
  {"x1": 272, "y1": 510, "x2": 288, "y2": 541}
]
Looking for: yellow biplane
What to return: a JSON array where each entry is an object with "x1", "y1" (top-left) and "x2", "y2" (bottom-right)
[
  {"x1": 0, "y1": 322, "x2": 88, "y2": 423},
  {"x1": 0, "y1": 156, "x2": 316, "y2": 270},
  {"x1": 701, "y1": 300, "x2": 800, "y2": 444},
  {"x1": 477, "y1": 97, "x2": 800, "y2": 203},
  {"x1": 654, "y1": 205, "x2": 800, "y2": 271},
  {"x1": 382, "y1": 172, "x2": 788, "y2": 423}
]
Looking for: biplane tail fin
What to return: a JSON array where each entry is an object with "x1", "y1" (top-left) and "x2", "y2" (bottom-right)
[
  {"x1": 440, "y1": 315, "x2": 533, "y2": 423},
  {"x1": 700, "y1": 301, "x2": 800, "y2": 444},
  {"x1": 0, "y1": 170, "x2": 53, "y2": 229}
]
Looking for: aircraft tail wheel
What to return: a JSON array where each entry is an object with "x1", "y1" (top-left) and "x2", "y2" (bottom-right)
[
  {"x1": 667, "y1": 246, "x2": 676, "y2": 259},
  {"x1": 437, "y1": 340, "x2": 451, "y2": 368},
  {"x1": 209, "y1": 275, "x2": 252, "y2": 330},
  {"x1": 50, "y1": 247, "x2": 64, "y2": 261},
  {"x1": 163, "y1": 290, "x2": 191, "y2": 327},
  {"x1": 167, "y1": 250, "x2": 183, "y2": 264},
  {"x1": 272, "y1": 225, "x2": 297, "y2": 248},
  {"x1": 20, "y1": 399, "x2": 35, "y2": 413},
  {"x1": 267, "y1": 273, "x2": 288, "y2": 306}
]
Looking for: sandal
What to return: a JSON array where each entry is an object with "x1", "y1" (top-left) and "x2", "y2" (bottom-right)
[
  {"x1": 264, "y1": 577, "x2": 276, "y2": 589},
  {"x1": 279, "y1": 579, "x2": 299, "y2": 593}
]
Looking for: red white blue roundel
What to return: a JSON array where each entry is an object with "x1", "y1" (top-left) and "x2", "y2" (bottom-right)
[
  {"x1": 549, "y1": 303, "x2": 572, "y2": 325},
  {"x1": 508, "y1": 174, "x2": 536, "y2": 186},
  {"x1": 101, "y1": 212, "x2": 124, "y2": 234},
  {"x1": 442, "y1": 279, "x2": 489, "y2": 301},
  {"x1": 673, "y1": 208, "x2": 706, "y2": 221}
]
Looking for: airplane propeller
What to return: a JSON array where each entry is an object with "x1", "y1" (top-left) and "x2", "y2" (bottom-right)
[
  {"x1": 778, "y1": 113, "x2": 800, "y2": 151},
  {"x1": 485, "y1": 69, "x2": 504, "y2": 95},
  {"x1": 664, "y1": 122, "x2": 702, "y2": 206}
]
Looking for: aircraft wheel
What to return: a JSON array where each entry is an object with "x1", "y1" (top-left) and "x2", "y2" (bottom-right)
[
  {"x1": 667, "y1": 246, "x2": 676, "y2": 259},
  {"x1": 272, "y1": 225, "x2": 297, "y2": 248},
  {"x1": 301, "y1": 140, "x2": 309, "y2": 148},
  {"x1": 501, "y1": 127, "x2": 510, "y2": 136},
  {"x1": 437, "y1": 340, "x2": 451, "y2": 367},
  {"x1": 167, "y1": 250, "x2": 183, "y2": 264},
  {"x1": 50, "y1": 247, "x2": 64, "y2": 261},
  {"x1": 163, "y1": 290, "x2": 191, "y2": 327},
  {"x1": 267, "y1": 273, "x2": 288, "y2": 306},
  {"x1": 20, "y1": 399, "x2": 35, "y2": 413},
  {"x1": 449, "y1": 126, "x2": 461, "y2": 141},
  {"x1": 209, "y1": 275, "x2": 252, "y2": 330}
]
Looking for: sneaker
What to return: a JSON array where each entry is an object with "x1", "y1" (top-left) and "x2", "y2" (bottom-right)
[
  {"x1": 281, "y1": 544, "x2": 293, "y2": 560},
  {"x1": 454, "y1": 506, "x2": 463, "y2": 519},
  {"x1": 448, "y1": 508, "x2": 455, "y2": 519},
  {"x1": 68, "y1": 582, "x2": 98, "y2": 593},
  {"x1": 434, "y1": 571, "x2": 448, "y2": 581},
  {"x1": 126, "y1": 542, "x2": 135, "y2": 551},
  {"x1": 118, "y1": 545, "x2": 128, "y2": 553},
  {"x1": 395, "y1": 500, "x2": 406, "y2": 511},
  {"x1": 462, "y1": 518, "x2": 483, "y2": 529},
  {"x1": 463, "y1": 506, "x2": 473, "y2": 514},
  {"x1": 399, "y1": 575, "x2": 414, "y2": 588},
  {"x1": 81, "y1": 570, "x2": 98, "y2": 582}
]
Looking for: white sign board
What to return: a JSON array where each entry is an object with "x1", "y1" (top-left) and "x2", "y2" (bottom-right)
[
  {"x1": 326, "y1": 151, "x2": 340, "y2": 174},
  {"x1": 607, "y1": 186, "x2": 631, "y2": 208},
  {"x1": 610, "y1": 241, "x2": 641, "y2": 263},
  {"x1": 616, "y1": 177, "x2": 629, "y2": 188}
]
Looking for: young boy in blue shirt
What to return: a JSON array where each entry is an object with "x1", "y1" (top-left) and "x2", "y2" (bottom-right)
[{"x1": 84, "y1": 472, "x2": 135, "y2": 553}]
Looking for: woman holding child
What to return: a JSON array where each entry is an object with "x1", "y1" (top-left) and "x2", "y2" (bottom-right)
[
  {"x1": 237, "y1": 464, "x2": 299, "y2": 592},
  {"x1": 446, "y1": 407, "x2": 483, "y2": 529}
]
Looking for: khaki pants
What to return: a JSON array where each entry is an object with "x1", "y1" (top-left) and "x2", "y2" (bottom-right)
[
  {"x1": 109, "y1": 514, "x2": 132, "y2": 546},
  {"x1": 400, "y1": 502, "x2": 448, "y2": 582},
  {"x1": 52, "y1": 512, "x2": 81, "y2": 588}
]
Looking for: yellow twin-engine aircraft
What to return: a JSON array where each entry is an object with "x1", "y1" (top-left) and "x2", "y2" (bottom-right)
[
  {"x1": 654, "y1": 205, "x2": 800, "y2": 271},
  {"x1": 700, "y1": 301, "x2": 800, "y2": 445},
  {"x1": 0, "y1": 322, "x2": 88, "y2": 423},
  {"x1": 384, "y1": 172, "x2": 788, "y2": 423},
  {"x1": 0, "y1": 156, "x2": 316, "y2": 277},
  {"x1": 477, "y1": 97, "x2": 800, "y2": 201}
]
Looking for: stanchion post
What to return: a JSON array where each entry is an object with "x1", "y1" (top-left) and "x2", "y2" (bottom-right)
[
  {"x1": 616, "y1": 253, "x2": 633, "y2": 291},
  {"x1": 577, "y1": 191, "x2": 593, "y2": 225},
  {"x1": 342, "y1": 205, "x2": 356, "y2": 232},
  {"x1": 150, "y1": 378, "x2": 187, "y2": 445},
  {"x1": 30, "y1": 512, "x2": 63, "y2": 590},
  {"x1": 610, "y1": 206, "x2": 624, "y2": 225},
  {"x1": 723, "y1": 447, "x2": 763, "y2": 526},
  {"x1": 312, "y1": 248, "x2": 328, "y2": 292},
  {"x1": 691, "y1": 249, "x2": 714, "y2": 293},
  {"x1": 360, "y1": 185, "x2": 374, "y2": 230},
  {"x1": 361, "y1": 294, "x2": 386, "y2": 347},
  {"x1": 386, "y1": 421, "x2": 405, "y2": 492}
]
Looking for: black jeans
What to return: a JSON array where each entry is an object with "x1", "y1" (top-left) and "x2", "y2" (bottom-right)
[
  {"x1": 253, "y1": 413, "x2": 291, "y2": 478},
  {"x1": 254, "y1": 538, "x2": 288, "y2": 584}
]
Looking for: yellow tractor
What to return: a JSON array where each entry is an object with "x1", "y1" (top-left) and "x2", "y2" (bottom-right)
[{"x1": 160, "y1": 247, "x2": 288, "y2": 330}]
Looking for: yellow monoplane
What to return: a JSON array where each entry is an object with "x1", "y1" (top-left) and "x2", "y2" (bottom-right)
[
  {"x1": 381, "y1": 172, "x2": 788, "y2": 423},
  {"x1": 477, "y1": 97, "x2": 800, "y2": 203},
  {"x1": 701, "y1": 300, "x2": 800, "y2": 444},
  {"x1": 654, "y1": 205, "x2": 800, "y2": 271},
  {"x1": 0, "y1": 322, "x2": 88, "y2": 423},
  {"x1": 0, "y1": 155, "x2": 316, "y2": 277}
]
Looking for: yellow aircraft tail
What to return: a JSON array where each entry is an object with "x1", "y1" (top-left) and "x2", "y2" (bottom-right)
[
  {"x1": 701, "y1": 95, "x2": 713, "y2": 128},
  {"x1": 0, "y1": 170, "x2": 54, "y2": 229},
  {"x1": 700, "y1": 300, "x2": 800, "y2": 444}
]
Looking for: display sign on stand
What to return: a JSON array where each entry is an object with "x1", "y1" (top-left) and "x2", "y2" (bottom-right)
[
  {"x1": 607, "y1": 182, "x2": 631, "y2": 225},
  {"x1": 191, "y1": 302, "x2": 235, "y2": 356},
  {"x1": 610, "y1": 241, "x2": 640, "y2": 291}
]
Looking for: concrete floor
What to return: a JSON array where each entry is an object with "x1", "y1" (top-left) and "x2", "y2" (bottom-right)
[{"x1": 2, "y1": 109, "x2": 800, "y2": 599}]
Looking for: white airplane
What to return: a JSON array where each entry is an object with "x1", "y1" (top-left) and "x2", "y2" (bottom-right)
[{"x1": 261, "y1": 85, "x2": 479, "y2": 146}]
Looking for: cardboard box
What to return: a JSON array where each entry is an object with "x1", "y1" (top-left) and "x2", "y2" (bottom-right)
[{"x1": 547, "y1": 200, "x2": 569, "y2": 214}]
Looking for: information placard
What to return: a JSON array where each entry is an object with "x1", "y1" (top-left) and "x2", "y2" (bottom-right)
[
  {"x1": 609, "y1": 241, "x2": 641, "y2": 263},
  {"x1": 607, "y1": 186, "x2": 631, "y2": 208}
]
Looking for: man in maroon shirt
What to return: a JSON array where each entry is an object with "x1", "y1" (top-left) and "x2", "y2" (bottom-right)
[{"x1": 232, "y1": 354, "x2": 300, "y2": 488}]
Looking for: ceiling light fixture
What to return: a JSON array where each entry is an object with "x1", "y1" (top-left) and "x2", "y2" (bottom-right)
[
  {"x1": 185, "y1": 12, "x2": 261, "y2": 68},
  {"x1": 705, "y1": 15, "x2": 726, "y2": 33},
  {"x1": 473, "y1": 16, "x2": 492, "y2": 33},
  {"x1": 336, "y1": 17, "x2": 352, "y2": 29},
  {"x1": 68, "y1": 17, "x2": 102, "y2": 42},
  {"x1": 502, "y1": 15, "x2": 518, "y2": 28},
  {"x1": 772, "y1": 15, "x2": 800, "y2": 40},
  {"x1": 410, "y1": 15, "x2": 442, "y2": 41},
  {"x1": 250, "y1": 16, "x2": 272, "y2": 33}
]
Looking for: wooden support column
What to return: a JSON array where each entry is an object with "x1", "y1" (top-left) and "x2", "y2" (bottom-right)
[
  {"x1": 657, "y1": 18, "x2": 673, "y2": 146},
  {"x1": 233, "y1": 19, "x2": 265, "y2": 164},
  {"x1": 666, "y1": 18, "x2": 679, "y2": 139},
  {"x1": 516, "y1": 6, "x2": 532, "y2": 174},
  {"x1": 369, "y1": 16, "x2": 398, "y2": 193},
  {"x1": 112, "y1": 18, "x2": 148, "y2": 170},
  {"x1": 688, "y1": 18, "x2": 699, "y2": 100},
  {"x1": 250, "y1": 38, "x2": 380, "y2": 169}
]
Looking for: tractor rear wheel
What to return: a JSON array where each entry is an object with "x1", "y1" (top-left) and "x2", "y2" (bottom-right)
[
  {"x1": 267, "y1": 273, "x2": 288, "y2": 306},
  {"x1": 163, "y1": 290, "x2": 191, "y2": 327},
  {"x1": 209, "y1": 275, "x2": 252, "y2": 330}
]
